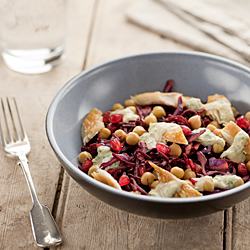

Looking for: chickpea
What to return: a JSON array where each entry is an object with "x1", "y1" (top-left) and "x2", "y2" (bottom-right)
[
  {"x1": 188, "y1": 115, "x2": 202, "y2": 129},
  {"x1": 209, "y1": 120, "x2": 221, "y2": 129},
  {"x1": 245, "y1": 111, "x2": 250, "y2": 122},
  {"x1": 127, "y1": 106, "x2": 137, "y2": 114},
  {"x1": 151, "y1": 180, "x2": 159, "y2": 188},
  {"x1": 114, "y1": 129, "x2": 127, "y2": 141},
  {"x1": 170, "y1": 166, "x2": 184, "y2": 179},
  {"x1": 98, "y1": 128, "x2": 111, "y2": 139},
  {"x1": 169, "y1": 143, "x2": 182, "y2": 157},
  {"x1": 183, "y1": 168, "x2": 196, "y2": 180},
  {"x1": 126, "y1": 132, "x2": 140, "y2": 145},
  {"x1": 144, "y1": 113, "x2": 157, "y2": 126},
  {"x1": 124, "y1": 99, "x2": 136, "y2": 107},
  {"x1": 112, "y1": 103, "x2": 124, "y2": 111},
  {"x1": 231, "y1": 107, "x2": 239, "y2": 118},
  {"x1": 246, "y1": 161, "x2": 250, "y2": 172},
  {"x1": 203, "y1": 180, "x2": 214, "y2": 192},
  {"x1": 78, "y1": 151, "x2": 92, "y2": 164},
  {"x1": 245, "y1": 154, "x2": 250, "y2": 163},
  {"x1": 133, "y1": 126, "x2": 146, "y2": 136},
  {"x1": 141, "y1": 172, "x2": 155, "y2": 185},
  {"x1": 212, "y1": 143, "x2": 224, "y2": 154},
  {"x1": 206, "y1": 124, "x2": 216, "y2": 132},
  {"x1": 234, "y1": 178, "x2": 244, "y2": 187},
  {"x1": 152, "y1": 106, "x2": 166, "y2": 118},
  {"x1": 88, "y1": 165, "x2": 99, "y2": 176}
]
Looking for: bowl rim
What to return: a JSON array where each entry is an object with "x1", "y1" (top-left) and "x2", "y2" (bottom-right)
[{"x1": 46, "y1": 50, "x2": 250, "y2": 204}]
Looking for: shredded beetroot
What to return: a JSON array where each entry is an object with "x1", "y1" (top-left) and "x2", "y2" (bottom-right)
[
  {"x1": 130, "y1": 177, "x2": 148, "y2": 195},
  {"x1": 186, "y1": 129, "x2": 206, "y2": 143},
  {"x1": 113, "y1": 153, "x2": 136, "y2": 167},
  {"x1": 197, "y1": 151, "x2": 207, "y2": 176},
  {"x1": 100, "y1": 157, "x2": 118, "y2": 169},
  {"x1": 136, "y1": 106, "x2": 152, "y2": 120},
  {"x1": 163, "y1": 79, "x2": 173, "y2": 93},
  {"x1": 164, "y1": 115, "x2": 191, "y2": 127},
  {"x1": 173, "y1": 96, "x2": 183, "y2": 116}
]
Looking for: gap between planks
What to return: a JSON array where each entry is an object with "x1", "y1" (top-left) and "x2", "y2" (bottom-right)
[
  {"x1": 46, "y1": 1, "x2": 101, "y2": 249},
  {"x1": 47, "y1": 0, "x2": 235, "y2": 249},
  {"x1": 51, "y1": 166, "x2": 65, "y2": 220},
  {"x1": 223, "y1": 208, "x2": 233, "y2": 250}
]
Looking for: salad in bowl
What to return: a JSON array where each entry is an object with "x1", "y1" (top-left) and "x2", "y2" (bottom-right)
[{"x1": 78, "y1": 80, "x2": 250, "y2": 198}]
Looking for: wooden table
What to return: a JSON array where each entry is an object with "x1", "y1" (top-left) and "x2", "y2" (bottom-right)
[{"x1": 0, "y1": 1, "x2": 250, "y2": 249}]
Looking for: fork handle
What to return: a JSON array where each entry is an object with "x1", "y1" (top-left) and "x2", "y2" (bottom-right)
[
  {"x1": 17, "y1": 154, "x2": 62, "y2": 247},
  {"x1": 17, "y1": 154, "x2": 40, "y2": 205}
]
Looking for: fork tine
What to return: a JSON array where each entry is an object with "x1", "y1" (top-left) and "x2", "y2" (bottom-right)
[
  {"x1": 13, "y1": 97, "x2": 28, "y2": 141},
  {"x1": 1, "y1": 98, "x2": 14, "y2": 144},
  {"x1": 6, "y1": 97, "x2": 21, "y2": 141}
]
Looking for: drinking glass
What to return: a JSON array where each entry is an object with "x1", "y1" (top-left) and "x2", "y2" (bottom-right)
[{"x1": 0, "y1": 0, "x2": 67, "y2": 74}]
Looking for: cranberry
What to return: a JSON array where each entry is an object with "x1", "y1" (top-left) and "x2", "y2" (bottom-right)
[
  {"x1": 119, "y1": 175, "x2": 130, "y2": 186},
  {"x1": 109, "y1": 114, "x2": 123, "y2": 123},
  {"x1": 235, "y1": 115, "x2": 250, "y2": 129},
  {"x1": 189, "y1": 178, "x2": 198, "y2": 185},
  {"x1": 156, "y1": 142, "x2": 170, "y2": 154},
  {"x1": 180, "y1": 125, "x2": 192, "y2": 136},
  {"x1": 78, "y1": 158, "x2": 93, "y2": 172},
  {"x1": 238, "y1": 163, "x2": 248, "y2": 176},
  {"x1": 103, "y1": 111, "x2": 111, "y2": 123},
  {"x1": 110, "y1": 138, "x2": 123, "y2": 151}
]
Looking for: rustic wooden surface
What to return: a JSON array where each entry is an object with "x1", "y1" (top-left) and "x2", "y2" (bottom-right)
[
  {"x1": 0, "y1": 0, "x2": 95, "y2": 249},
  {"x1": 0, "y1": 0, "x2": 250, "y2": 249}
]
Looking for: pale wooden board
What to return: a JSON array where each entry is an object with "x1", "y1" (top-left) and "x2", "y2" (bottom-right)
[
  {"x1": 54, "y1": 0, "x2": 226, "y2": 249},
  {"x1": 231, "y1": 201, "x2": 250, "y2": 250},
  {"x1": 56, "y1": 173, "x2": 224, "y2": 250},
  {"x1": 0, "y1": 0, "x2": 95, "y2": 249},
  {"x1": 86, "y1": 0, "x2": 192, "y2": 68}
]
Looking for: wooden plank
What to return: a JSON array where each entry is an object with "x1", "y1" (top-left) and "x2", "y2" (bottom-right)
[
  {"x1": 56, "y1": 173, "x2": 224, "y2": 250},
  {"x1": 230, "y1": 201, "x2": 250, "y2": 250},
  {"x1": 55, "y1": 0, "x2": 225, "y2": 249},
  {"x1": 85, "y1": 0, "x2": 192, "y2": 68},
  {"x1": 0, "y1": 0, "x2": 95, "y2": 249}
]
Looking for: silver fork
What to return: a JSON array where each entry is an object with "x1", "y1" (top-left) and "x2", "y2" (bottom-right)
[{"x1": 0, "y1": 97, "x2": 62, "y2": 248}]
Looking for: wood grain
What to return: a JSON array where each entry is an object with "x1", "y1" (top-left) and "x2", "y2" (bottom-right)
[
  {"x1": 0, "y1": 0, "x2": 95, "y2": 249},
  {"x1": 231, "y1": 201, "x2": 250, "y2": 250},
  {"x1": 56, "y1": 173, "x2": 224, "y2": 250},
  {"x1": 1, "y1": 0, "x2": 249, "y2": 249},
  {"x1": 85, "y1": 0, "x2": 192, "y2": 68},
  {"x1": 54, "y1": 0, "x2": 226, "y2": 249}
]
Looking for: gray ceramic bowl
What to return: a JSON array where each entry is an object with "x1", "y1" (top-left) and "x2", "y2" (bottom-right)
[{"x1": 46, "y1": 52, "x2": 250, "y2": 219}]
